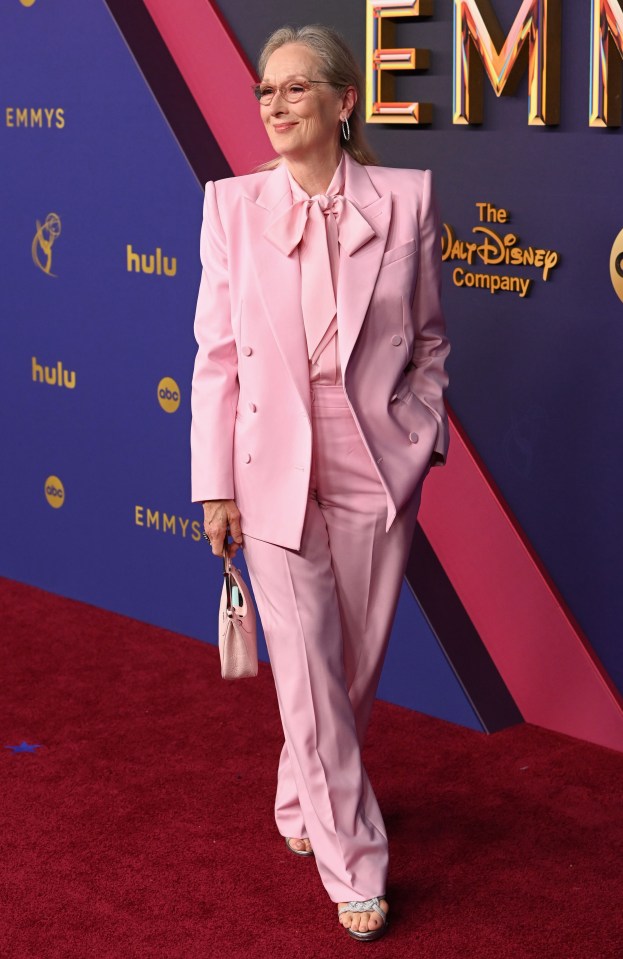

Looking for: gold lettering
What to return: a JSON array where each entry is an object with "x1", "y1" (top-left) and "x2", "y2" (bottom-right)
[
  {"x1": 6, "y1": 107, "x2": 65, "y2": 129},
  {"x1": 134, "y1": 506, "x2": 202, "y2": 540},
  {"x1": 444, "y1": 204, "x2": 561, "y2": 292},
  {"x1": 542, "y1": 250, "x2": 559, "y2": 280},
  {"x1": 476, "y1": 201, "x2": 509, "y2": 222},
  {"x1": 163, "y1": 514, "x2": 176, "y2": 534},
  {"x1": 366, "y1": 1, "x2": 433, "y2": 125},
  {"x1": 32, "y1": 357, "x2": 43, "y2": 382},
  {"x1": 163, "y1": 255, "x2": 177, "y2": 277},
  {"x1": 146, "y1": 508, "x2": 159, "y2": 529},
  {"x1": 453, "y1": 0, "x2": 561, "y2": 125},
  {"x1": 141, "y1": 253, "x2": 155, "y2": 274},
  {"x1": 590, "y1": 0, "x2": 623, "y2": 126},
  {"x1": 442, "y1": 223, "x2": 479, "y2": 264},
  {"x1": 473, "y1": 226, "x2": 507, "y2": 265},
  {"x1": 452, "y1": 266, "x2": 532, "y2": 297}
]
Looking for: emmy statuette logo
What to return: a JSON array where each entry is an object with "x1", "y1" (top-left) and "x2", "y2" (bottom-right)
[
  {"x1": 157, "y1": 377, "x2": 180, "y2": 413},
  {"x1": 45, "y1": 476, "x2": 65, "y2": 508},
  {"x1": 610, "y1": 229, "x2": 623, "y2": 303},
  {"x1": 32, "y1": 213, "x2": 61, "y2": 276}
]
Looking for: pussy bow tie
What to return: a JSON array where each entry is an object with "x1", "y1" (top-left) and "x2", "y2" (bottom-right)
[{"x1": 263, "y1": 192, "x2": 376, "y2": 359}]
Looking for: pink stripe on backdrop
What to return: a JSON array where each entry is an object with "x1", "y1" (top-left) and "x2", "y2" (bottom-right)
[
  {"x1": 143, "y1": 0, "x2": 623, "y2": 751},
  {"x1": 420, "y1": 408, "x2": 623, "y2": 751},
  {"x1": 143, "y1": 0, "x2": 269, "y2": 174}
]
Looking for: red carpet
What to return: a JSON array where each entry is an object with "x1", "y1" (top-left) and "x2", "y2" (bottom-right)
[{"x1": 1, "y1": 576, "x2": 621, "y2": 958}]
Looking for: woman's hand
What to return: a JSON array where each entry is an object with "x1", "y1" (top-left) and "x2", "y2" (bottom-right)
[{"x1": 202, "y1": 499, "x2": 243, "y2": 558}]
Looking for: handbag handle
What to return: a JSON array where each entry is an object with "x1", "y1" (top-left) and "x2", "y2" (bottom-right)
[
  {"x1": 223, "y1": 547, "x2": 234, "y2": 619},
  {"x1": 222, "y1": 542, "x2": 235, "y2": 618}
]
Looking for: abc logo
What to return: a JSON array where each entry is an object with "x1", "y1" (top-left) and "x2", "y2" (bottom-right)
[
  {"x1": 157, "y1": 376, "x2": 181, "y2": 413},
  {"x1": 45, "y1": 475, "x2": 65, "y2": 508},
  {"x1": 610, "y1": 229, "x2": 623, "y2": 304}
]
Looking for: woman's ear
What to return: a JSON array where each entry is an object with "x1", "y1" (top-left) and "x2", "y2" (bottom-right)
[{"x1": 344, "y1": 85, "x2": 357, "y2": 115}]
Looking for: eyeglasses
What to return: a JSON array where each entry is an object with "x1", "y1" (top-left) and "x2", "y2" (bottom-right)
[{"x1": 252, "y1": 79, "x2": 335, "y2": 105}]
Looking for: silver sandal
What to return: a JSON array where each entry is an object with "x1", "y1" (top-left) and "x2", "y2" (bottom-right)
[
  {"x1": 284, "y1": 836, "x2": 314, "y2": 857},
  {"x1": 337, "y1": 896, "x2": 389, "y2": 941}
]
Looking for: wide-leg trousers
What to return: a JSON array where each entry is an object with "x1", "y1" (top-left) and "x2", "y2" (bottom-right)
[{"x1": 242, "y1": 384, "x2": 425, "y2": 903}]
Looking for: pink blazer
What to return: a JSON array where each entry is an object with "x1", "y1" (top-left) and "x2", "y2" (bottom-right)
[{"x1": 190, "y1": 150, "x2": 450, "y2": 550}]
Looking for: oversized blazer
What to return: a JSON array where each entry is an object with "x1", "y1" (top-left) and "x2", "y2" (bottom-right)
[{"x1": 190, "y1": 150, "x2": 450, "y2": 551}]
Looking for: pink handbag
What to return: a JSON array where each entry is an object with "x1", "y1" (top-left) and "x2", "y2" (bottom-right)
[{"x1": 218, "y1": 550, "x2": 258, "y2": 679}]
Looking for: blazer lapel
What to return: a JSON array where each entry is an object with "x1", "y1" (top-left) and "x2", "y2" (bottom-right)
[
  {"x1": 244, "y1": 164, "x2": 312, "y2": 418},
  {"x1": 337, "y1": 153, "x2": 392, "y2": 374}
]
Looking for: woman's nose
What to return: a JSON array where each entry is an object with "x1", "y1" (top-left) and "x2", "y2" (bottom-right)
[{"x1": 269, "y1": 98, "x2": 288, "y2": 116}]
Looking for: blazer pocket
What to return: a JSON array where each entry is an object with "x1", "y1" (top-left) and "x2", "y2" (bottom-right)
[
  {"x1": 390, "y1": 382, "x2": 438, "y2": 424},
  {"x1": 381, "y1": 238, "x2": 417, "y2": 267},
  {"x1": 389, "y1": 387, "x2": 438, "y2": 445}
]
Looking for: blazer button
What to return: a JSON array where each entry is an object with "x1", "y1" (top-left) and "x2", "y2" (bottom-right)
[
  {"x1": 244, "y1": 453, "x2": 252, "y2": 463},
  {"x1": 242, "y1": 345, "x2": 252, "y2": 356},
  {"x1": 409, "y1": 431, "x2": 419, "y2": 443},
  {"x1": 391, "y1": 335, "x2": 402, "y2": 346},
  {"x1": 248, "y1": 402, "x2": 257, "y2": 412}
]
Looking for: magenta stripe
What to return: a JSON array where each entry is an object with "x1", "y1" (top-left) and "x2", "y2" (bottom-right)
[{"x1": 144, "y1": 0, "x2": 268, "y2": 173}]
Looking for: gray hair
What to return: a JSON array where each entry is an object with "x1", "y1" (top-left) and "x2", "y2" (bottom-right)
[{"x1": 256, "y1": 23, "x2": 378, "y2": 168}]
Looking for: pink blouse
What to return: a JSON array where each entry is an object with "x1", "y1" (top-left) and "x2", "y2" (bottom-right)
[{"x1": 285, "y1": 156, "x2": 345, "y2": 386}]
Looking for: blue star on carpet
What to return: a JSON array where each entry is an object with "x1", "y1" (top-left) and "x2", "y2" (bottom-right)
[{"x1": 4, "y1": 741, "x2": 43, "y2": 753}]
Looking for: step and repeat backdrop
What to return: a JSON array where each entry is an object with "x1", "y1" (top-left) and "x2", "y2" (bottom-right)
[{"x1": 2, "y1": 0, "x2": 622, "y2": 734}]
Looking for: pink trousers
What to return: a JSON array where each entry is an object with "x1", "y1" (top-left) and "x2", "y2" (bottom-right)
[{"x1": 242, "y1": 384, "x2": 424, "y2": 903}]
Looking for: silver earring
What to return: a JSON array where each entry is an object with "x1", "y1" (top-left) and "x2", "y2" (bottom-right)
[{"x1": 341, "y1": 116, "x2": 351, "y2": 141}]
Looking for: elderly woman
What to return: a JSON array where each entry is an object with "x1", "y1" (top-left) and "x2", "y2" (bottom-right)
[{"x1": 190, "y1": 23, "x2": 450, "y2": 942}]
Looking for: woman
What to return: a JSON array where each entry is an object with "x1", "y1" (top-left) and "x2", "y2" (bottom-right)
[{"x1": 190, "y1": 24, "x2": 450, "y2": 942}]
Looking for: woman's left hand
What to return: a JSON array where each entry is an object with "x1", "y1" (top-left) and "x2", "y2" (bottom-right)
[{"x1": 202, "y1": 498, "x2": 243, "y2": 558}]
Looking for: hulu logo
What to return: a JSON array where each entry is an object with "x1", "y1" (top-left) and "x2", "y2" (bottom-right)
[
  {"x1": 126, "y1": 244, "x2": 177, "y2": 276},
  {"x1": 32, "y1": 357, "x2": 76, "y2": 389}
]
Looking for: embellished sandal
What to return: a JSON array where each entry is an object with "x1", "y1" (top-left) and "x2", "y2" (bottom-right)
[
  {"x1": 337, "y1": 897, "x2": 389, "y2": 942},
  {"x1": 284, "y1": 836, "x2": 314, "y2": 857}
]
